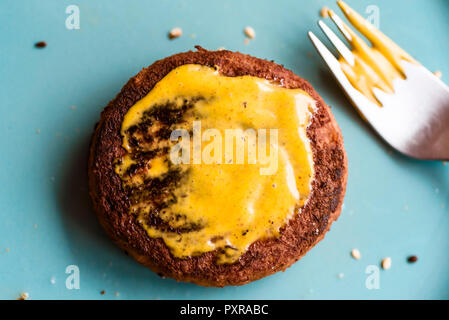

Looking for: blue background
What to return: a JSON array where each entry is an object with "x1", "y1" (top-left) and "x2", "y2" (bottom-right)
[{"x1": 1, "y1": 0, "x2": 448, "y2": 300}]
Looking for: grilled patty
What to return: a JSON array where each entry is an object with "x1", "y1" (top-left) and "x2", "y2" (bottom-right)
[{"x1": 88, "y1": 47, "x2": 347, "y2": 287}]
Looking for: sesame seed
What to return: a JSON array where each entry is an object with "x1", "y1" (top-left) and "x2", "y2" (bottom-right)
[
  {"x1": 320, "y1": 7, "x2": 329, "y2": 18},
  {"x1": 244, "y1": 26, "x2": 256, "y2": 39},
  {"x1": 168, "y1": 27, "x2": 182, "y2": 39},
  {"x1": 351, "y1": 249, "x2": 361, "y2": 260},
  {"x1": 18, "y1": 292, "x2": 29, "y2": 300},
  {"x1": 381, "y1": 257, "x2": 392, "y2": 270}
]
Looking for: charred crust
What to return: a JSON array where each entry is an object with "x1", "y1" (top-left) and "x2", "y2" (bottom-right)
[{"x1": 88, "y1": 47, "x2": 347, "y2": 287}]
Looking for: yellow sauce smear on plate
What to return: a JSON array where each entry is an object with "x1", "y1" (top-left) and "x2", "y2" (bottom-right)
[{"x1": 116, "y1": 64, "x2": 316, "y2": 264}]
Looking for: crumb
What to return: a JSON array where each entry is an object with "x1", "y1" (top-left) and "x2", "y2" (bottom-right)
[
  {"x1": 50, "y1": 277, "x2": 56, "y2": 284},
  {"x1": 381, "y1": 257, "x2": 392, "y2": 270},
  {"x1": 244, "y1": 26, "x2": 256, "y2": 39},
  {"x1": 244, "y1": 38, "x2": 250, "y2": 45},
  {"x1": 114, "y1": 292, "x2": 120, "y2": 297},
  {"x1": 100, "y1": 290, "x2": 106, "y2": 295},
  {"x1": 17, "y1": 292, "x2": 29, "y2": 300},
  {"x1": 307, "y1": 52, "x2": 313, "y2": 58},
  {"x1": 435, "y1": 188, "x2": 440, "y2": 194},
  {"x1": 36, "y1": 129, "x2": 40, "y2": 134},
  {"x1": 5, "y1": 248, "x2": 9, "y2": 252},
  {"x1": 71, "y1": 105, "x2": 76, "y2": 110},
  {"x1": 55, "y1": 133, "x2": 61, "y2": 137},
  {"x1": 351, "y1": 248, "x2": 361, "y2": 260},
  {"x1": 443, "y1": 161, "x2": 447, "y2": 166},
  {"x1": 50, "y1": 176, "x2": 55, "y2": 182},
  {"x1": 338, "y1": 273, "x2": 344, "y2": 279},
  {"x1": 434, "y1": 70, "x2": 442, "y2": 78},
  {"x1": 35, "y1": 41, "x2": 46, "y2": 48},
  {"x1": 33, "y1": 224, "x2": 38, "y2": 229},
  {"x1": 272, "y1": 183, "x2": 276, "y2": 188},
  {"x1": 404, "y1": 205, "x2": 408, "y2": 211},
  {"x1": 217, "y1": 46, "x2": 226, "y2": 51},
  {"x1": 320, "y1": 6, "x2": 329, "y2": 18},
  {"x1": 407, "y1": 255, "x2": 418, "y2": 263},
  {"x1": 168, "y1": 27, "x2": 182, "y2": 39},
  {"x1": 190, "y1": 33, "x2": 196, "y2": 39}
]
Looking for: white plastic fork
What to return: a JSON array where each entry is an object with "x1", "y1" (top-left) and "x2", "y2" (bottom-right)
[{"x1": 308, "y1": 10, "x2": 449, "y2": 160}]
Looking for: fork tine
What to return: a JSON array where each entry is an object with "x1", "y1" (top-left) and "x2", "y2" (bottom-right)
[
  {"x1": 308, "y1": 31, "x2": 381, "y2": 123},
  {"x1": 371, "y1": 87, "x2": 390, "y2": 106},
  {"x1": 335, "y1": 0, "x2": 416, "y2": 80},
  {"x1": 307, "y1": 31, "x2": 341, "y2": 75},
  {"x1": 329, "y1": 9, "x2": 398, "y2": 92},
  {"x1": 337, "y1": 0, "x2": 416, "y2": 67},
  {"x1": 328, "y1": 9, "x2": 353, "y2": 43},
  {"x1": 318, "y1": 20, "x2": 355, "y2": 67}
]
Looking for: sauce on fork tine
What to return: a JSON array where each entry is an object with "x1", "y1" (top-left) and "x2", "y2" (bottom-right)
[{"x1": 328, "y1": 1, "x2": 418, "y2": 105}]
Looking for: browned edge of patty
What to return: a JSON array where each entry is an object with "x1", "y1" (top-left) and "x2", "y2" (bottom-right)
[{"x1": 88, "y1": 46, "x2": 348, "y2": 287}]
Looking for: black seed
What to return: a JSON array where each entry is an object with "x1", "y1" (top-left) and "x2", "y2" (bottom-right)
[{"x1": 35, "y1": 41, "x2": 46, "y2": 48}]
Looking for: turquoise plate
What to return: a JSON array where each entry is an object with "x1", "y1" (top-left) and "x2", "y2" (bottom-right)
[{"x1": 1, "y1": 0, "x2": 448, "y2": 299}]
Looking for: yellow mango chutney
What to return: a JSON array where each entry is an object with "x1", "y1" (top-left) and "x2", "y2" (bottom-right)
[{"x1": 116, "y1": 64, "x2": 316, "y2": 264}]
